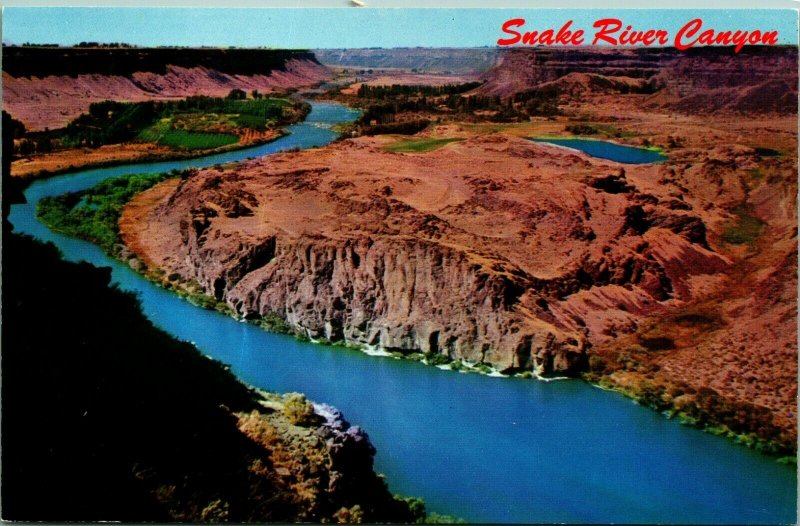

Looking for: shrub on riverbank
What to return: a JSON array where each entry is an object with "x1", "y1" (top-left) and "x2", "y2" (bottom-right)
[
  {"x1": 584, "y1": 356, "x2": 796, "y2": 456},
  {"x1": 36, "y1": 171, "x2": 174, "y2": 252},
  {"x1": 282, "y1": 393, "x2": 319, "y2": 426}
]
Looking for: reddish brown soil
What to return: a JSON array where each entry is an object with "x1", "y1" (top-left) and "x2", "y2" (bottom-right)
[
  {"x1": 10, "y1": 143, "x2": 175, "y2": 179},
  {"x1": 10, "y1": 130, "x2": 282, "y2": 179}
]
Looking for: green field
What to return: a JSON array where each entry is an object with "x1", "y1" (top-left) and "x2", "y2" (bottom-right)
[
  {"x1": 138, "y1": 122, "x2": 239, "y2": 150},
  {"x1": 17, "y1": 95, "x2": 304, "y2": 154},
  {"x1": 385, "y1": 137, "x2": 463, "y2": 153},
  {"x1": 134, "y1": 97, "x2": 297, "y2": 150}
]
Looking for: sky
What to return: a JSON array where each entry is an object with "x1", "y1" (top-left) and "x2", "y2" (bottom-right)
[{"x1": 2, "y1": 8, "x2": 798, "y2": 48}]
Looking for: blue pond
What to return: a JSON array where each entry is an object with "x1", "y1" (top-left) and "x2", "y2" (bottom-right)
[
  {"x1": 9, "y1": 102, "x2": 795, "y2": 524},
  {"x1": 533, "y1": 138, "x2": 667, "y2": 164}
]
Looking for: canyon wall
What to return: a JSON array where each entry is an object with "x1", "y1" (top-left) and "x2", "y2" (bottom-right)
[
  {"x1": 477, "y1": 46, "x2": 798, "y2": 114},
  {"x1": 2, "y1": 47, "x2": 332, "y2": 130}
]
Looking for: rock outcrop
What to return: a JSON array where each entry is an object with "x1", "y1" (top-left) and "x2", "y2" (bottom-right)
[
  {"x1": 121, "y1": 134, "x2": 730, "y2": 376},
  {"x1": 476, "y1": 46, "x2": 798, "y2": 115}
]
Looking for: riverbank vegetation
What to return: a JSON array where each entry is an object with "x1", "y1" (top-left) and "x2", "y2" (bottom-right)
[
  {"x1": 720, "y1": 203, "x2": 765, "y2": 247},
  {"x1": 583, "y1": 347, "x2": 796, "y2": 457},
  {"x1": 37, "y1": 171, "x2": 174, "y2": 252},
  {"x1": 12, "y1": 93, "x2": 306, "y2": 155}
]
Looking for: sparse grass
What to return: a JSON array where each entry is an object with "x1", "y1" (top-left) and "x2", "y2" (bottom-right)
[
  {"x1": 463, "y1": 122, "x2": 540, "y2": 135},
  {"x1": 721, "y1": 204, "x2": 765, "y2": 246},
  {"x1": 565, "y1": 124, "x2": 599, "y2": 135},
  {"x1": 565, "y1": 123, "x2": 637, "y2": 138},
  {"x1": 671, "y1": 309, "x2": 721, "y2": 330},
  {"x1": 746, "y1": 168, "x2": 766, "y2": 190},
  {"x1": 385, "y1": 137, "x2": 463, "y2": 153},
  {"x1": 594, "y1": 124, "x2": 638, "y2": 138},
  {"x1": 641, "y1": 144, "x2": 665, "y2": 154}
]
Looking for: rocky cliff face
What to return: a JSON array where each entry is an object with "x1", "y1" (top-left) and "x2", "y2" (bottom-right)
[
  {"x1": 478, "y1": 46, "x2": 798, "y2": 114},
  {"x1": 2, "y1": 47, "x2": 332, "y2": 130},
  {"x1": 204, "y1": 234, "x2": 585, "y2": 373},
  {"x1": 121, "y1": 135, "x2": 730, "y2": 376},
  {"x1": 234, "y1": 394, "x2": 415, "y2": 523},
  {"x1": 478, "y1": 47, "x2": 665, "y2": 97}
]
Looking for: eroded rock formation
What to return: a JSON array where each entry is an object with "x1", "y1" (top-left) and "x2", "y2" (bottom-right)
[
  {"x1": 122, "y1": 135, "x2": 730, "y2": 376},
  {"x1": 477, "y1": 46, "x2": 798, "y2": 115}
]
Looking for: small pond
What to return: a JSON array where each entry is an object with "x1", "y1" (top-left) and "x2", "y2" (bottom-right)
[{"x1": 533, "y1": 138, "x2": 667, "y2": 164}]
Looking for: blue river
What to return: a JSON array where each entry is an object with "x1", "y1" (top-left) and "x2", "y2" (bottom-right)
[
  {"x1": 9, "y1": 102, "x2": 796, "y2": 524},
  {"x1": 533, "y1": 137, "x2": 668, "y2": 164}
]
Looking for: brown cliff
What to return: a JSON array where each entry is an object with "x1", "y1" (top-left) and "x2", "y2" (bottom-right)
[
  {"x1": 477, "y1": 47, "x2": 798, "y2": 115},
  {"x1": 121, "y1": 134, "x2": 730, "y2": 376}
]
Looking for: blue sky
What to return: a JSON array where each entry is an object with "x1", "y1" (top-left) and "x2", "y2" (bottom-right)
[{"x1": 3, "y1": 8, "x2": 797, "y2": 48}]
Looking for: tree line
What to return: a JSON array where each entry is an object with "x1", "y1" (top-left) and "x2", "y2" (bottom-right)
[{"x1": 357, "y1": 81, "x2": 482, "y2": 99}]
